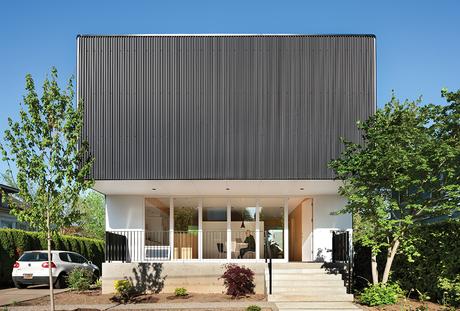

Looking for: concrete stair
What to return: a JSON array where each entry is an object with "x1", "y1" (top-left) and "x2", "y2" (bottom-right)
[{"x1": 266, "y1": 263, "x2": 359, "y2": 311}]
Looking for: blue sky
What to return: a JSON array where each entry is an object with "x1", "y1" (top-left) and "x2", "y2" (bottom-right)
[{"x1": 0, "y1": 0, "x2": 459, "y2": 175}]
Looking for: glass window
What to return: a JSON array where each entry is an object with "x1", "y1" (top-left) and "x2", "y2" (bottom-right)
[
  {"x1": 260, "y1": 198, "x2": 285, "y2": 259},
  {"x1": 173, "y1": 198, "x2": 199, "y2": 259},
  {"x1": 230, "y1": 198, "x2": 257, "y2": 259},
  {"x1": 19, "y1": 252, "x2": 51, "y2": 261},
  {"x1": 202, "y1": 198, "x2": 228, "y2": 259},
  {"x1": 59, "y1": 253, "x2": 71, "y2": 262},
  {"x1": 69, "y1": 253, "x2": 86, "y2": 264},
  {"x1": 145, "y1": 198, "x2": 170, "y2": 248}
]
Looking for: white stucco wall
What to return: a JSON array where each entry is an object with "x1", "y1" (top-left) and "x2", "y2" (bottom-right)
[
  {"x1": 312, "y1": 195, "x2": 351, "y2": 262},
  {"x1": 106, "y1": 195, "x2": 144, "y2": 230}
]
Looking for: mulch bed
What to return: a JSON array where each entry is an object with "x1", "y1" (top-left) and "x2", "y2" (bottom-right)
[
  {"x1": 15, "y1": 289, "x2": 266, "y2": 306},
  {"x1": 358, "y1": 298, "x2": 455, "y2": 310}
]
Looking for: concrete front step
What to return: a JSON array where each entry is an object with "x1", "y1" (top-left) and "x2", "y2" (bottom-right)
[
  {"x1": 268, "y1": 294, "x2": 354, "y2": 302},
  {"x1": 270, "y1": 273, "x2": 342, "y2": 281},
  {"x1": 279, "y1": 309, "x2": 360, "y2": 311},
  {"x1": 272, "y1": 262, "x2": 325, "y2": 269},
  {"x1": 270, "y1": 287, "x2": 347, "y2": 295},
  {"x1": 270, "y1": 269, "x2": 341, "y2": 274},
  {"x1": 275, "y1": 301, "x2": 360, "y2": 310},
  {"x1": 271, "y1": 279, "x2": 345, "y2": 287}
]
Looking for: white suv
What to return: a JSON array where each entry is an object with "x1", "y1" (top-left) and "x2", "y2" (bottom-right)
[{"x1": 12, "y1": 250, "x2": 100, "y2": 289}]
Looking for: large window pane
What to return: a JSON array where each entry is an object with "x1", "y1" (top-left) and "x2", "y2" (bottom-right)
[
  {"x1": 173, "y1": 198, "x2": 199, "y2": 259},
  {"x1": 144, "y1": 198, "x2": 170, "y2": 260},
  {"x1": 260, "y1": 198, "x2": 285, "y2": 259},
  {"x1": 230, "y1": 198, "x2": 257, "y2": 259},
  {"x1": 202, "y1": 198, "x2": 227, "y2": 259}
]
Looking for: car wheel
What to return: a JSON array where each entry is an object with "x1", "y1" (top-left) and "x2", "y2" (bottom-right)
[
  {"x1": 54, "y1": 273, "x2": 68, "y2": 289},
  {"x1": 14, "y1": 282, "x2": 27, "y2": 289}
]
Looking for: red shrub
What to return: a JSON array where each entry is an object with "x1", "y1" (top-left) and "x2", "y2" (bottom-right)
[{"x1": 220, "y1": 264, "x2": 255, "y2": 297}]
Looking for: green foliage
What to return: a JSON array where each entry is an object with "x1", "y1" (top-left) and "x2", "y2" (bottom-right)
[
  {"x1": 0, "y1": 229, "x2": 104, "y2": 287},
  {"x1": 75, "y1": 191, "x2": 105, "y2": 239},
  {"x1": 329, "y1": 91, "x2": 460, "y2": 283},
  {"x1": 359, "y1": 283, "x2": 403, "y2": 306},
  {"x1": 114, "y1": 279, "x2": 135, "y2": 303},
  {"x1": 174, "y1": 207, "x2": 196, "y2": 231},
  {"x1": 0, "y1": 67, "x2": 94, "y2": 232},
  {"x1": 246, "y1": 305, "x2": 261, "y2": 311},
  {"x1": 92, "y1": 278, "x2": 102, "y2": 289},
  {"x1": 438, "y1": 275, "x2": 460, "y2": 307},
  {"x1": 67, "y1": 267, "x2": 93, "y2": 291},
  {"x1": 174, "y1": 287, "x2": 188, "y2": 296},
  {"x1": 355, "y1": 220, "x2": 460, "y2": 306}
]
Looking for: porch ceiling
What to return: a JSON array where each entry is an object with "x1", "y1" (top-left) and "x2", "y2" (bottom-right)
[{"x1": 93, "y1": 180, "x2": 342, "y2": 197}]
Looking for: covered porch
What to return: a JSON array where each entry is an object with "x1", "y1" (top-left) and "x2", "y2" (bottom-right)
[{"x1": 100, "y1": 180, "x2": 352, "y2": 264}]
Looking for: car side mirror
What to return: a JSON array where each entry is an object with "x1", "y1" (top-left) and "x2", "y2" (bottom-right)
[{"x1": 87, "y1": 261, "x2": 92, "y2": 265}]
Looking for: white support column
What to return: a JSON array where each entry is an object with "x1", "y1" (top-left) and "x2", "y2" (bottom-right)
[
  {"x1": 169, "y1": 198, "x2": 174, "y2": 261},
  {"x1": 226, "y1": 200, "x2": 232, "y2": 261},
  {"x1": 284, "y1": 198, "x2": 289, "y2": 262},
  {"x1": 198, "y1": 199, "x2": 203, "y2": 261},
  {"x1": 255, "y1": 200, "x2": 260, "y2": 261}
]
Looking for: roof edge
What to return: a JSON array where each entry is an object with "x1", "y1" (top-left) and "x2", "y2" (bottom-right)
[{"x1": 76, "y1": 33, "x2": 376, "y2": 38}]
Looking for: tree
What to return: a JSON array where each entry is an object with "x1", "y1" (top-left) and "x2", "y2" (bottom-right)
[
  {"x1": 0, "y1": 68, "x2": 93, "y2": 310},
  {"x1": 329, "y1": 93, "x2": 460, "y2": 285},
  {"x1": 75, "y1": 190, "x2": 105, "y2": 239}
]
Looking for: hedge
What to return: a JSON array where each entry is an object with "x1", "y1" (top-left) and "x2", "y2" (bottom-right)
[
  {"x1": 0, "y1": 229, "x2": 104, "y2": 287},
  {"x1": 353, "y1": 220, "x2": 460, "y2": 305}
]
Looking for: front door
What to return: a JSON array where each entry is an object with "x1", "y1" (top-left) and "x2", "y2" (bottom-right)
[{"x1": 289, "y1": 198, "x2": 313, "y2": 261}]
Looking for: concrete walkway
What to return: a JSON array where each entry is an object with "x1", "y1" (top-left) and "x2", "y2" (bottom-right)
[
  {"x1": 0, "y1": 286, "x2": 68, "y2": 307},
  {"x1": 5, "y1": 301, "x2": 276, "y2": 310}
]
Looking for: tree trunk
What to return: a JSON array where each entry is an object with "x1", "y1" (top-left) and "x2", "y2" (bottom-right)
[
  {"x1": 371, "y1": 253, "x2": 379, "y2": 284},
  {"x1": 381, "y1": 238, "x2": 400, "y2": 284},
  {"x1": 47, "y1": 210, "x2": 55, "y2": 311}
]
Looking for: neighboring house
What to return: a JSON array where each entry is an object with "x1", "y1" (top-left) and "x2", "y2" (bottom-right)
[
  {"x1": 0, "y1": 183, "x2": 26, "y2": 229},
  {"x1": 77, "y1": 34, "x2": 376, "y2": 295}
]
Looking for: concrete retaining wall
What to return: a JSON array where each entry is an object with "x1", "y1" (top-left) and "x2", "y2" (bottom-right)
[{"x1": 102, "y1": 262, "x2": 266, "y2": 295}]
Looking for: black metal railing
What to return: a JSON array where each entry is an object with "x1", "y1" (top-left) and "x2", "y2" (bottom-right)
[
  {"x1": 332, "y1": 230, "x2": 352, "y2": 293},
  {"x1": 105, "y1": 231, "x2": 127, "y2": 262},
  {"x1": 264, "y1": 230, "x2": 273, "y2": 295}
]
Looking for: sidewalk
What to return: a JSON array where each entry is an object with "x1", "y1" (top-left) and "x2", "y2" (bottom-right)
[{"x1": 0, "y1": 286, "x2": 68, "y2": 307}]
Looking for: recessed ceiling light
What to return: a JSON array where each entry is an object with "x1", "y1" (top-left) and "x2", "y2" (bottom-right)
[
  {"x1": 226, "y1": 187, "x2": 230, "y2": 191},
  {"x1": 300, "y1": 187, "x2": 304, "y2": 191},
  {"x1": 152, "y1": 188, "x2": 157, "y2": 191}
]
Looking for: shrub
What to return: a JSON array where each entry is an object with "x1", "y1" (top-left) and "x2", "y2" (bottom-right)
[
  {"x1": 0, "y1": 229, "x2": 104, "y2": 287},
  {"x1": 246, "y1": 305, "x2": 261, "y2": 311},
  {"x1": 438, "y1": 276, "x2": 460, "y2": 307},
  {"x1": 354, "y1": 220, "x2": 460, "y2": 304},
  {"x1": 220, "y1": 264, "x2": 255, "y2": 297},
  {"x1": 92, "y1": 278, "x2": 102, "y2": 289},
  {"x1": 359, "y1": 283, "x2": 403, "y2": 306},
  {"x1": 114, "y1": 279, "x2": 135, "y2": 303},
  {"x1": 174, "y1": 287, "x2": 188, "y2": 296},
  {"x1": 68, "y1": 267, "x2": 93, "y2": 291}
]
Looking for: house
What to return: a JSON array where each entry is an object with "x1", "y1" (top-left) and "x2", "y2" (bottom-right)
[
  {"x1": 0, "y1": 183, "x2": 26, "y2": 229},
  {"x1": 77, "y1": 34, "x2": 376, "y2": 297}
]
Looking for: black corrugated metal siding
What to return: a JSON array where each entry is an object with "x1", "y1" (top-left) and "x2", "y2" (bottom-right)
[{"x1": 77, "y1": 35, "x2": 375, "y2": 180}]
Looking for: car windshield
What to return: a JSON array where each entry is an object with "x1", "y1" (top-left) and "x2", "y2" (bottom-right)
[{"x1": 18, "y1": 252, "x2": 52, "y2": 261}]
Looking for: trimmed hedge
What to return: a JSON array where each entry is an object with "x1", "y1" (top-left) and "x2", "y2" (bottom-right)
[
  {"x1": 0, "y1": 229, "x2": 104, "y2": 287},
  {"x1": 354, "y1": 220, "x2": 460, "y2": 305}
]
